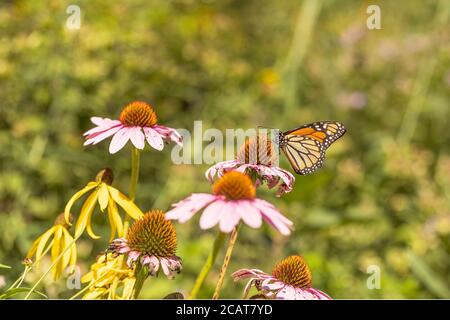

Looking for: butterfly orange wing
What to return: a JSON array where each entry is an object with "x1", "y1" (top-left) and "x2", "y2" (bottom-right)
[{"x1": 280, "y1": 121, "x2": 346, "y2": 175}]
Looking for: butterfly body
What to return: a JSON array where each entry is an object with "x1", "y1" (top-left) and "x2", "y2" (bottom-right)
[{"x1": 277, "y1": 121, "x2": 346, "y2": 175}]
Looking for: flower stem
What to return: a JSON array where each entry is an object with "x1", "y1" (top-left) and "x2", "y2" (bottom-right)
[
  {"x1": 122, "y1": 147, "x2": 141, "y2": 238},
  {"x1": 12, "y1": 243, "x2": 53, "y2": 291},
  {"x1": 189, "y1": 231, "x2": 226, "y2": 299},
  {"x1": 129, "y1": 147, "x2": 140, "y2": 202},
  {"x1": 123, "y1": 146, "x2": 144, "y2": 299},
  {"x1": 7, "y1": 265, "x2": 31, "y2": 291},
  {"x1": 212, "y1": 225, "x2": 240, "y2": 299},
  {"x1": 14, "y1": 266, "x2": 31, "y2": 289},
  {"x1": 132, "y1": 261, "x2": 149, "y2": 299}
]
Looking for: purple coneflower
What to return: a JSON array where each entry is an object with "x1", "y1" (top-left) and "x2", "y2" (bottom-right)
[
  {"x1": 166, "y1": 171, "x2": 293, "y2": 235},
  {"x1": 109, "y1": 210, "x2": 182, "y2": 279},
  {"x1": 205, "y1": 135, "x2": 294, "y2": 196},
  {"x1": 83, "y1": 101, "x2": 182, "y2": 154},
  {"x1": 232, "y1": 255, "x2": 331, "y2": 300}
]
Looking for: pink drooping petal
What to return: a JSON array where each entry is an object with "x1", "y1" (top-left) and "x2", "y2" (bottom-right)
[
  {"x1": 168, "y1": 129, "x2": 183, "y2": 146},
  {"x1": 232, "y1": 268, "x2": 269, "y2": 280},
  {"x1": 84, "y1": 117, "x2": 122, "y2": 139},
  {"x1": 147, "y1": 256, "x2": 160, "y2": 276},
  {"x1": 262, "y1": 280, "x2": 285, "y2": 291},
  {"x1": 166, "y1": 194, "x2": 219, "y2": 223},
  {"x1": 110, "y1": 238, "x2": 131, "y2": 254},
  {"x1": 205, "y1": 161, "x2": 236, "y2": 181},
  {"x1": 234, "y1": 164, "x2": 249, "y2": 173},
  {"x1": 199, "y1": 200, "x2": 224, "y2": 230},
  {"x1": 126, "y1": 251, "x2": 141, "y2": 267},
  {"x1": 141, "y1": 255, "x2": 152, "y2": 265},
  {"x1": 253, "y1": 199, "x2": 293, "y2": 236},
  {"x1": 242, "y1": 278, "x2": 257, "y2": 298},
  {"x1": 276, "y1": 285, "x2": 297, "y2": 300},
  {"x1": 256, "y1": 200, "x2": 293, "y2": 225},
  {"x1": 205, "y1": 165, "x2": 217, "y2": 182},
  {"x1": 205, "y1": 160, "x2": 295, "y2": 196},
  {"x1": 205, "y1": 160, "x2": 241, "y2": 182},
  {"x1": 129, "y1": 127, "x2": 145, "y2": 150},
  {"x1": 160, "y1": 258, "x2": 170, "y2": 277},
  {"x1": 218, "y1": 164, "x2": 241, "y2": 178},
  {"x1": 90, "y1": 117, "x2": 121, "y2": 127},
  {"x1": 149, "y1": 255, "x2": 159, "y2": 267},
  {"x1": 83, "y1": 123, "x2": 116, "y2": 137},
  {"x1": 109, "y1": 127, "x2": 133, "y2": 154},
  {"x1": 152, "y1": 125, "x2": 183, "y2": 146},
  {"x1": 308, "y1": 288, "x2": 332, "y2": 300},
  {"x1": 118, "y1": 245, "x2": 130, "y2": 254},
  {"x1": 297, "y1": 288, "x2": 315, "y2": 300},
  {"x1": 236, "y1": 200, "x2": 263, "y2": 229},
  {"x1": 84, "y1": 124, "x2": 123, "y2": 146},
  {"x1": 159, "y1": 257, "x2": 181, "y2": 279},
  {"x1": 260, "y1": 277, "x2": 274, "y2": 288},
  {"x1": 261, "y1": 212, "x2": 292, "y2": 236},
  {"x1": 143, "y1": 127, "x2": 164, "y2": 151},
  {"x1": 166, "y1": 256, "x2": 182, "y2": 274},
  {"x1": 272, "y1": 167, "x2": 295, "y2": 196},
  {"x1": 90, "y1": 117, "x2": 108, "y2": 126},
  {"x1": 274, "y1": 167, "x2": 295, "y2": 186},
  {"x1": 249, "y1": 165, "x2": 295, "y2": 197},
  {"x1": 219, "y1": 201, "x2": 241, "y2": 233}
]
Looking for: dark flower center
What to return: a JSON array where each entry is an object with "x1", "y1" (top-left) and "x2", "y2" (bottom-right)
[
  {"x1": 271, "y1": 255, "x2": 312, "y2": 288},
  {"x1": 212, "y1": 171, "x2": 256, "y2": 200},
  {"x1": 95, "y1": 168, "x2": 114, "y2": 185},
  {"x1": 119, "y1": 101, "x2": 158, "y2": 127},
  {"x1": 54, "y1": 213, "x2": 73, "y2": 229},
  {"x1": 237, "y1": 134, "x2": 276, "y2": 166},
  {"x1": 126, "y1": 210, "x2": 177, "y2": 257}
]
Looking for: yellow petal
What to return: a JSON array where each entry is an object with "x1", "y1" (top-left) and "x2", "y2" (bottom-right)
[
  {"x1": 107, "y1": 199, "x2": 123, "y2": 241},
  {"x1": 75, "y1": 191, "x2": 99, "y2": 239},
  {"x1": 51, "y1": 227, "x2": 64, "y2": 280},
  {"x1": 34, "y1": 227, "x2": 56, "y2": 268},
  {"x1": 83, "y1": 288, "x2": 107, "y2": 300},
  {"x1": 107, "y1": 187, "x2": 143, "y2": 220},
  {"x1": 122, "y1": 277, "x2": 136, "y2": 300},
  {"x1": 85, "y1": 202, "x2": 101, "y2": 239},
  {"x1": 64, "y1": 183, "x2": 98, "y2": 225},
  {"x1": 98, "y1": 183, "x2": 109, "y2": 212},
  {"x1": 26, "y1": 234, "x2": 44, "y2": 259},
  {"x1": 107, "y1": 210, "x2": 116, "y2": 242},
  {"x1": 69, "y1": 242, "x2": 77, "y2": 268},
  {"x1": 60, "y1": 229, "x2": 73, "y2": 274},
  {"x1": 63, "y1": 228, "x2": 77, "y2": 272},
  {"x1": 96, "y1": 274, "x2": 116, "y2": 288},
  {"x1": 81, "y1": 271, "x2": 93, "y2": 283},
  {"x1": 108, "y1": 278, "x2": 119, "y2": 299}
]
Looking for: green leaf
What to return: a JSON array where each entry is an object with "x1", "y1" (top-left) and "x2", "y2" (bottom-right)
[
  {"x1": 407, "y1": 251, "x2": 450, "y2": 298},
  {"x1": 0, "y1": 264, "x2": 11, "y2": 269},
  {"x1": 0, "y1": 287, "x2": 48, "y2": 300}
]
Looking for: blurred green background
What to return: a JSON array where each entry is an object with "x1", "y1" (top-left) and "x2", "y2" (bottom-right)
[{"x1": 0, "y1": 0, "x2": 449, "y2": 299}]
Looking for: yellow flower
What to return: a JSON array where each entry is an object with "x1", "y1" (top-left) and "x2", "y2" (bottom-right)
[
  {"x1": 26, "y1": 213, "x2": 77, "y2": 280},
  {"x1": 64, "y1": 168, "x2": 143, "y2": 241},
  {"x1": 81, "y1": 253, "x2": 136, "y2": 300}
]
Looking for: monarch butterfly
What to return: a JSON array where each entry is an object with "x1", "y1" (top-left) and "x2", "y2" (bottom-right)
[{"x1": 277, "y1": 121, "x2": 346, "y2": 175}]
